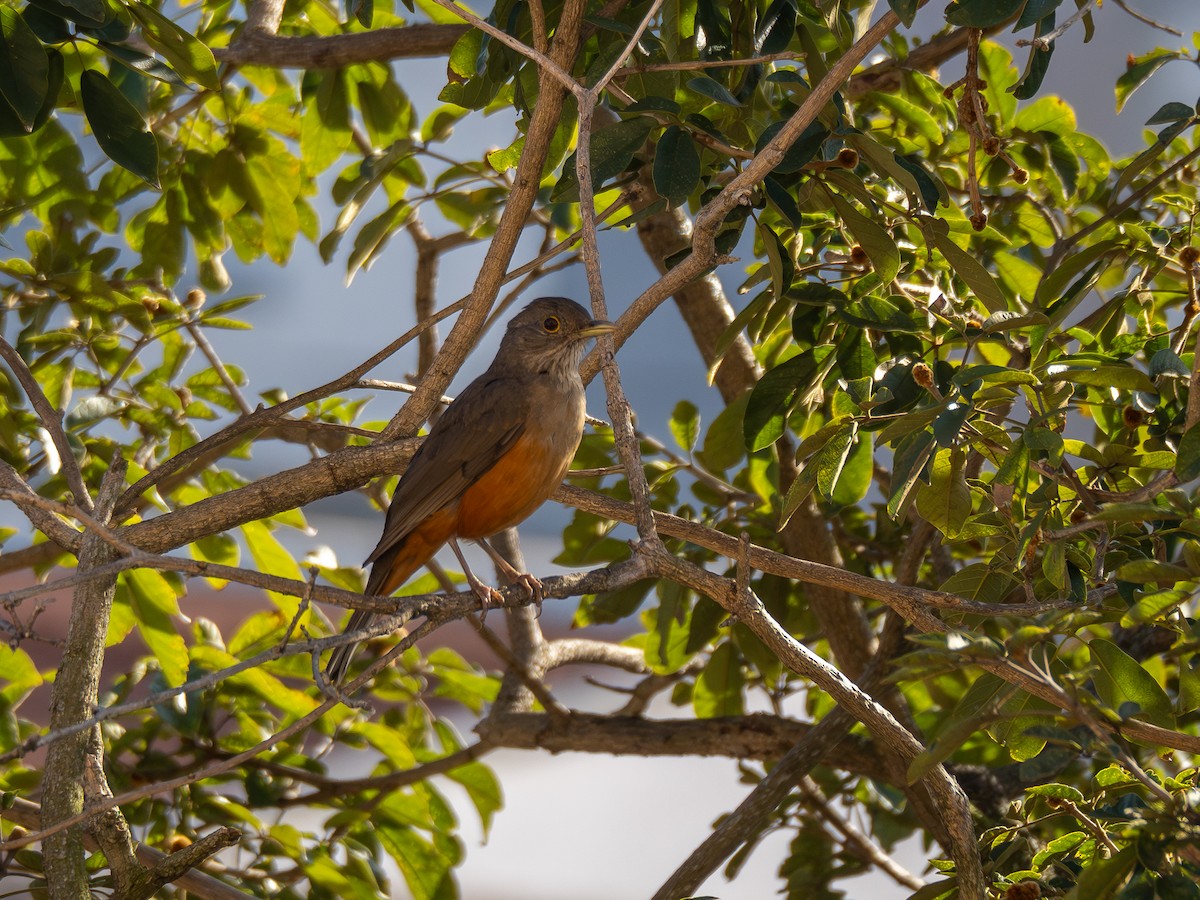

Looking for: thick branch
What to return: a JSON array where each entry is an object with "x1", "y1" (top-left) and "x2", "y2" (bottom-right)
[
  {"x1": 221, "y1": 23, "x2": 469, "y2": 68},
  {"x1": 476, "y1": 710, "x2": 882, "y2": 771},
  {"x1": 42, "y1": 459, "x2": 126, "y2": 899}
]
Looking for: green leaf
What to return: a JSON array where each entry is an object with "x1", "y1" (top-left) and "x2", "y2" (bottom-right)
[
  {"x1": 376, "y1": 824, "x2": 456, "y2": 900},
  {"x1": 301, "y1": 69, "x2": 352, "y2": 176},
  {"x1": 693, "y1": 642, "x2": 745, "y2": 717},
  {"x1": 887, "y1": 0, "x2": 920, "y2": 27},
  {"x1": 670, "y1": 399, "x2": 701, "y2": 453},
  {"x1": 1180, "y1": 654, "x2": 1200, "y2": 715},
  {"x1": 916, "y1": 447, "x2": 971, "y2": 538},
  {"x1": 1064, "y1": 845, "x2": 1135, "y2": 899},
  {"x1": 653, "y1": 125, "x2": 700, "y2": 207},
  {"x1": 0, "y1": 8, "x2": 49, "y2": 129},
  {"x1": 699, "y1": 393, "x2": 749, "y2": 472},
  {"x1": 939, "y1": 563, "x2": 1018, "y2": 604},
  {"x1": 96, "y1": 41, "x2": 184, "y2": 86},
  {"x1": 1045, "y1": 364, "x2": 1156, "y2": 394},
  {"x1": 945, "y1": 0, "x2": 1025, "y2": 27},
  {"x1": 755, "y1": 0, "x2": 797, "y2": 54},
  {"x1": 829, "y1": 192, "x2": 899, "y2": 284},
  {"x1": 554, "y1": 116, "x2": 655, "y2": 202},
  {"x1": 575, "y1": 580, "x2": 653, "y2": 625},
  {"x1": 1090, "y1": 638, "x2": 1175, "y2": 730},
  {"x1": 242, "y1": 520, "x2": 306, "y2": 620},
  {"x1": 760, "y1": 222, "x2": 793, "y2": 301},
  {"x1": 887, "y1": 429, "x2": 935, "y2": 520},
  {"x1": 1115, "y1": 50, "x2": 1180, "y2": 113},
  {"x1": 444, "y1": 761, "x2": 502, "y2": 837},
  {"x1": 687, "y1": 75, "x2": 743, "y2": 107},
  {"x1": 124, "y1": 1, "x2": 219, "y2": 91},
  {"x1": 744, "y1": 353, "x2": 818, "y2": 451},
  {"x1": 125, "y1": 569, "x2": 188, "y2": 687},
  {"x1": 348, "y1": 200, "x2": 414, "y2": 282},
  {"x1": 1114, "y1": 560, "x2": 1192, "y2": 585},
  {"x1": 930, "y1": 228, "x2": 1007, "y2": 313},
  {"x1": 80, "y1": 69, "x2": 159, "y2": 187},
  {"x1": 0, "y1": 645, "x2": 42, "y2": 706},
  {"x1": 1176, "y1": 423, "x2": 1200, "y2": 482},
  {"x1": 1025, "y1": 782, "x2": 1084, "y2": 803}
]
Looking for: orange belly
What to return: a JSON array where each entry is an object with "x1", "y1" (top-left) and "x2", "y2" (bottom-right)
[{"x1": 455, "y1": 431, "x2": 572, "y2": 539}]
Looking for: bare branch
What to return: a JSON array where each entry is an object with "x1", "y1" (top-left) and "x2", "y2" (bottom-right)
[
  {"x1": 0, "y1": 335, "x2": 93, "y2": 512},
  {"x1": 221, "y1": 23, "x2": 469, "y2": 68}
]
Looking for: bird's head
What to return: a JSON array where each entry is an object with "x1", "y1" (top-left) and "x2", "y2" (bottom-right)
[{"x1": 494, "y1": 297, "x2": 614, "y2": 376}]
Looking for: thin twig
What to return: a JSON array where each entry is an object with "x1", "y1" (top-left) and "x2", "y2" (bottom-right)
[{"x1": 0, "y1": 336, "x2": 93, "y2": 511}]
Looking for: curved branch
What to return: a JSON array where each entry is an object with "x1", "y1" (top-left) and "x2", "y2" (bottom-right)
[{"x1": 221, "y1": 23, "x2": 469, "y2": 68}]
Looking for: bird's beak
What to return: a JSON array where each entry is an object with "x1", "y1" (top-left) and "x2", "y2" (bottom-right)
[{"x1": 577, "y1": 319, "x2": 615, "y2": 339}]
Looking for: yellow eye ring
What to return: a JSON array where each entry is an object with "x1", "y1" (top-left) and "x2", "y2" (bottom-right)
[{"x1": 543, "y1": 316, "x2": 561, "y2": 333}]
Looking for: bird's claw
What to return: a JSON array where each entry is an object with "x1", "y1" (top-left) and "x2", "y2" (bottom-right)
[{"x1": 514, "y1": 572, "x2": 544, "y2": 617}]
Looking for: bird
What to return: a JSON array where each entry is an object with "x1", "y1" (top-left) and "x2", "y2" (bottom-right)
[{"x1": 324, "y1": 297, "x2": 614, "y2": 686}]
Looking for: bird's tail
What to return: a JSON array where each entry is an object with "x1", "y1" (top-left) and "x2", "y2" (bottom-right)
[
  {"x1": 324, "y1": 531, "x2": 435, "y2": 686},
  {"x1": 324, "y1": 607, "x2": 374, "y2": 686}
]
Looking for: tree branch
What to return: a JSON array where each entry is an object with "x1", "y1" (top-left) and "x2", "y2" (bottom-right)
[
  {"x1": 221, "y1": 23, "x2": 469, "y2": 68},
  {"x1": 42, "y1": 458, "x2": 126, "y2": 899}
]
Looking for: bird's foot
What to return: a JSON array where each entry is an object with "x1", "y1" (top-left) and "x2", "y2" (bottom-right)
[
  {"x1": 467, "y1": 575, "x2": 505, "y2": 612},
  {"x1": 512, "y1": 572, "x2": 544, "y2": 616}
]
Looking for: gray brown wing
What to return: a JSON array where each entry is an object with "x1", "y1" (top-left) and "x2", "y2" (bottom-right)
[{"x1": 364, "y1": 373, "x2": 529, "y2": 565}]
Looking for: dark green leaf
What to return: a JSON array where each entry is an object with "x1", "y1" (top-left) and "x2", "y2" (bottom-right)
[
  {"x1": 81, "y1": 69, "x2": 159, "y2": 187},
  {"x1": 887, "y1": 0, "x2": 920, "y2": 27},
  {"x1": 27, "y1": 0, "x2": 106, "y2": 26},
  {"x1": 837, "y1": 295, "x2": 921, "y2": 332},
  {"x1": 887, "y1": 429, "x2": 935, "y2": 520},
  {"x1": 554, "y1": 116, "x2": 654, "y2": 201},
  {"x1": 1149, "y1": 347, "x2": 1188, "y2": 377},
  {"x1": 693, "y1": 642, "x2": 745, "y2": 717},
  {"x1": 1090, "y1": 638, "x2": 1175, "y2": 729},
  {"x1": 757, "y1": 119, "x2": 828, "y2": 173},
  {"x1": 744, "y1": 353, "x2": 818, "y2": 451},
  {"x1": 764, "y1": 175, "x2": 802, "y2": 227},
  {"x1": 893, "y1": 153, "x2": 942, "y2": 211},
  {"x1": 1015, "y1": 0, "x2": 1064, "y2": 28},
  {"x1": 22, "y1": 6, "x2": 71, "y2": 43},
  {"x1": 687, "y1": 75, "x2": 743, "y2": 107},
  {"x1": 0, "y1": 7, "x2": 49, "y2": 129},
  {"x1": 1012, "y1": 45, "x2": 1053, "y2": 102},
  {"x1": 945, "y1": 0, "x2": 1025, "y2": 27},
  {"x1": 349, "y1": 0, "x2": 373, "y2": 28},
  {"x1": 653, "y1": 125, "x2": 700, "y2": 207},
  {"x1": 0, "y1": 44, "x2": 60, "y2": 137},
  {"x1": 1146, "y1": 101, "x2": 1195, "y2": 126},
  {"x1": 755, "y1": 0, "x2": 797, "y2": 55},
  {"x1": 1177, "y1": 424, "x2": 1200, "y2": 482},
  {"x1": 933, "y1": 402, "x2": 971, "y2": 448}
]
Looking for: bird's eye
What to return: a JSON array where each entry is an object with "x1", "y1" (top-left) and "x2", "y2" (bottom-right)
[{"x1": 543, "y1": 316, "x2": 561, "y2": 333}]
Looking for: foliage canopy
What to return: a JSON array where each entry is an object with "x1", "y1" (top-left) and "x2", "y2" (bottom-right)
[{"x1": 2, "y1": 0, "x2": 1200, "y2": 897}]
